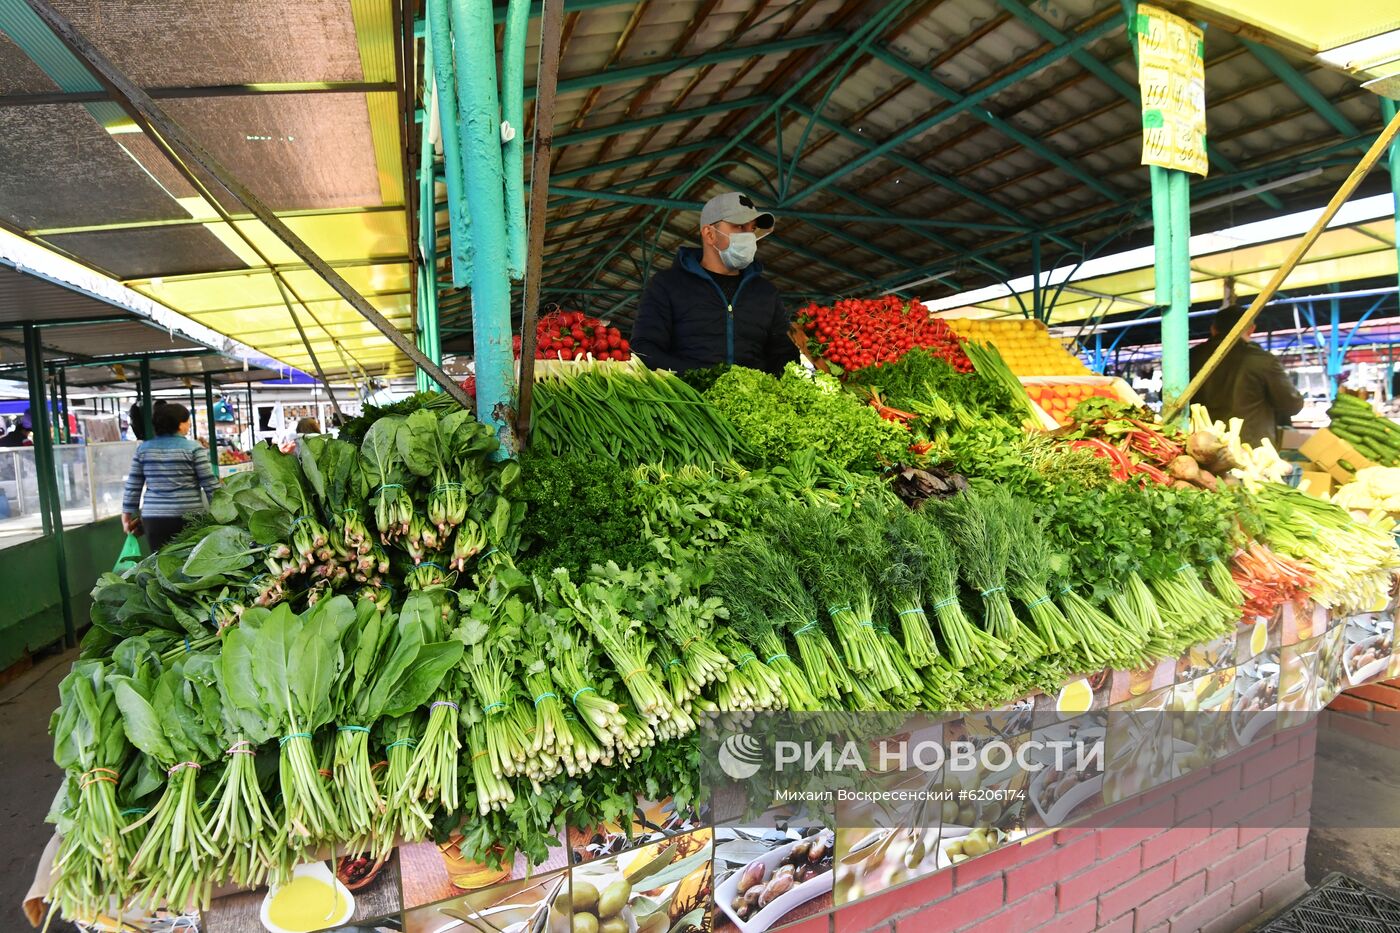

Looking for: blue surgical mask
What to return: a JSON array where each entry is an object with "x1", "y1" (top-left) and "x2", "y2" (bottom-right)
[{"x1": 718, "y1": 231, "x2": 757, "y2": 271}]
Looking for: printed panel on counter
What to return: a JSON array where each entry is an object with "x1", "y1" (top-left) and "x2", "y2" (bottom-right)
[
  {"x1": 568, "y1": 828, "x2": 713, "y2": 933},
  {"x1": 398, "y1": 824, "x2": 568, "y2": 912},
  {"x1": 402, "y1": 868, "x2": 567, "y2": 933},
  {"x1": 1340, "y1": 610, "x2": 1394, "y2": 688},
  {"x1": 202, "y1": 855, "x2": 403, "y2": 933},
  {"x1": 568, "y1": 796, "x2": 710, "y2": 866},
  {"x1": 713, "y1": 824, "x2": 834, "y2": 933}
]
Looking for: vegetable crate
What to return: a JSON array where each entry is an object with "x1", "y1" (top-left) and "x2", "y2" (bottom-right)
[
  {"x1": 1019, "y1": 376, "x2": 1144, "y2": 429},
  {"x1": 1299, "y1": 428, "x2": 1379, "y2": 484},
  {"x1": 217, "y1": 462, "x2": 254, "y2": 479}
]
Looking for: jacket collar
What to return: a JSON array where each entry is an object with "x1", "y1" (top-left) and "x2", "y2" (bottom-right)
[{"x1": 675, "y1": 246, "x2": 764, "y2": 283}]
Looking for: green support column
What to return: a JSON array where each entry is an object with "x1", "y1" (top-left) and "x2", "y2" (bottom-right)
[
  {"x1": 48, "y1": 366, "x2": 62, "y2": 445},
  {"x1": 23, "y1": 323, "x2": 75, "y2": 647},
  {"x1": 501, "y1": 0, "x2": 529, "y2": 278},
  {"x1": 1385, "y1": 98, "x2": 1399, "y2": 316},
  {"x1": 1030, "y1": 235, "x2": 1043, "y2": 321},
  {"x1": 449, "y1": 0, "x2": 517, "y2": 445},
  {"x1": 138, "y1": 357, "x2": 153, "y2": 438},
  {"x1": 1165, "y1": 169, "x2": 1192, "y2": 411},
  {"x1": 427, "y1": 0, "x2": 473, "y2": 288},
  {"x1": 204, "y1": 373, "x2": 218, "y2": 473}
]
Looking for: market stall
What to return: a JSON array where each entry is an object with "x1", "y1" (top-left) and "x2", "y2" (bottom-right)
[{"x1": 21, "y1": 312, "x2": 1400, "y2": 931}]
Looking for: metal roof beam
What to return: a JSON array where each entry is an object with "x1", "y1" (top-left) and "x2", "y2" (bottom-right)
[
  {"x1": 552, "y1": 96, "x2": 769, "y2": 148},
  {"x1": 780, "y1": 103, "x2": 1062, "y2": 243},
  {"x1": 1240, "y1": 38, "x2": 1360, "y2": 138},
  {"x1": 0, "y1": 81, "x2": 395, "y2": 107},
  {"x1": 866, "y1": 41, "x2": 1125, "y2": 203},
  {"x1": 531, "y1": 32, "x2": 844, "y2": 100},
  {"x1": 492, "y1": 0, "x2": 626, "y2": 23},
  {"x1": 996, "y1": 0, "x2": 1282, "y2": 209},
  {"x1": 551, "y1": 140, "x2": 718, "y2": 182}
]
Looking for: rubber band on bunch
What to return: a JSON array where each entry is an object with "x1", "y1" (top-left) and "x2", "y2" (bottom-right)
[
  {"x1": 279, "y1": 732, "x2": 312, "y2": 747},
  {"x1": 979, "y1": 586, "x2": 1005, "y2": 598},
  {"x1": 226, "y1": 741, "x2": 256, "y2": 757},
  {"x1": 571, "y1": 686, "x2": 596, "y2": 703}
]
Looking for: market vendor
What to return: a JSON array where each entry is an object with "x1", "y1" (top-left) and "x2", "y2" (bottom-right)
[
  {"x1": 1189, "y1": 304, "x2": 1304, "y2": 447},
  {"x1": 631, "y1": 192, "x2": 798, "y2": 374}
]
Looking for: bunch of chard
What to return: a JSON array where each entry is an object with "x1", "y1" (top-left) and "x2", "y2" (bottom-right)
[
  {"x1": 221, "y1": 597, "x2": 356, "y2": 852},
  {"x1": 48, "y1": 655, "x2": 141, "y2": 921},
  {"x1": 195, "y1": 651, "x2": 279, "y2": 890},
  {"x1": 330, "y1": 596, "x2": 463, "y2": 847},
  {"x1": 110, "y1": 653, "x2": 222, "y2": 911},
  {"x1": 360, "y1": 416, "x2": 413, "y2": 543}
]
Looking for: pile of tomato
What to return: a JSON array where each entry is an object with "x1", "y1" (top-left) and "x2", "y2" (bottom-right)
[
  {"x1": 795, "y1": 295, "x2": 972, "y2": 375},
  {"x1": 512, "y1": 310, "x2": 631, "y2": 361}
]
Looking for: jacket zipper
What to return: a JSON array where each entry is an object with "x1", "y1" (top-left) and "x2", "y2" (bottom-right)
[{"x1": 705, "y1": 273, "x2": 750, "y2": 365}]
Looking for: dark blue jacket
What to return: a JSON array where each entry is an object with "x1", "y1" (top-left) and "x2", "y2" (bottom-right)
[{"x1": 631, "y1": 247, "x2": 798, "y2": 375}]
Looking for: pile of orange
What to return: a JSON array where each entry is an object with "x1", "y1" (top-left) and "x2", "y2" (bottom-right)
[
  {"x1": 944, "y1": 317, "x2": 1090, "y2": 376},
  {"x1": 1026, "y1": 384, "x2": 1121, "y2": 426}
]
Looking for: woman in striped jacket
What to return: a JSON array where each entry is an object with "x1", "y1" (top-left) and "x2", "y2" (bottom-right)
[{"x1": 121, "y1": 402, "x2": 221, "y2": 552}]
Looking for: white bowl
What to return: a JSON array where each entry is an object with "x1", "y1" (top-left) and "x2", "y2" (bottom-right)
[
  {"x1": 1029, "y1": 769, "x2": 1103, "y2": 827},
  {"x1": 715, "y1": 836, "x2": 833, "y2": 933},
  {"x1": 260, "y1": 861, "x2": 355, "y2": 933},
  {"x1": 1345, "y1": 634, "x2": 1391, "y2": 686}
]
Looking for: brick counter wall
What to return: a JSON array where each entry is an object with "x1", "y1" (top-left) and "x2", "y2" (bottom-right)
[
  {"x1": 1331, "y1": 674, "x2": 1400, "y2": 747},
  {"x1": 805, "y1": 724, "x2": 1317, "y2": 933}
]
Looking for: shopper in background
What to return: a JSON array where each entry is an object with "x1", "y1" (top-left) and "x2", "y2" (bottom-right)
[
  {"x1": 631, "y1": 192, "x2": 797, "y2": 375},
  {"x1": 1189, "y1": 304, "x2": 1304, "y2": 447},
  {"x1": 0, "y1": 421, "x2": 30, "y2": 447},
  {"x1": 121, "y1": 402, "x2": 220, "y2": 552},
  {"x1": 296, "y1": 417, "x2": 321, "y2": 435}
]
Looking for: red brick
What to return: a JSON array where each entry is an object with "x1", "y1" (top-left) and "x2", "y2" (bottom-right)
[
  {"x1": 1293, "y1": 787, "x2": 1313, "y2": 820},
  {"x1": 1332, "y1": 713, "x2": 1393, "y2": 745},
  {"x1": 1032, "y1": 901, "x2": 1097, "y2": 933},
  {"x1": 1295, "y1": 723, "x2": 1318, "y2": 759},
  {"x1": 1096, "y1": 915, "x2": 1137, "y2": 933},
  {"x1": 1260, "y1": 872, "x2": 1308, "y2": 914},
  {"x1": 1167, "y1": 882, "x2": 1237, "y2": 933},
  {"x1": 1135, "y1": 869, "x2": 1207, "y2": 931},
  {"x1": 1173, "y1": 828, "x2": 1239, "y2": 886},
  {"x1": 1288, "y1": 843, "x2": 1306, "y2": 872},
  {"x1": 778, "y1": 916, "x2": 832, "y2": 933},
  {"x1": 1176, "y1": 770, "x2": 1242, "y2": 823},
  {"x1": 836, "y1": 869, "x2": 954, "y2": 933},
  {"x1": 1141, "y1": 826, "x2": 1211, "y2": 870},
  {"x1": 898, "y1": 879, "x2": 1002, "y2": 933},
  {"x1": 1347, "y1": 683, "x2": 1400, "y2": 708},
  {"x1": 1053, "y1": 826, "x2": 1093, "y2": 847},
  {"x1": 956, "y1": 889, "x2": 1056, "y2": 933},
  {"x1": 1098, "y1": 862, "x2": 1175, "y2": 923},
  {"x1": 1269, "y1": 761, "x2": 1313, "y2": 803},
  {"x1": 1204, "y1": 837, "x2": 1268, "y2": 891},
  {"x1": 1201, "y1": 891, "x2": 1262, "y2": 933},
  {"x1": 1239, "y1": 798, "x2": 1301, "y2": 847},
  {"x1": 1231, "y1": 852, "x2": 1291, "y2": 906},
  {"x1": 1096, "y1": 826, "x2": 1153, "y2": 860},
  {"x1": 953, "y1": 834, "x2": 1050, "y2": 888},
  {"x1": 1327, "y1": 694, "x2": 1373, "y2": 716},
  {"x1": 1240, "y1": 742, "x2": 1302, "y2": 790},
  {"x1": 1057, "y1": 848, "x2": 1142, "y2": 911},
  {"x1": 1265, "y1": 827, "x2": 1308, "y2": 860},
  {"x1": 1004, "y1": 834, "x2": 1097, "y2": 903}
]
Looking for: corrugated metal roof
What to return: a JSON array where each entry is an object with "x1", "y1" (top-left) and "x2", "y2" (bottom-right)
[{"x1": 433, "y1": 0, "x2": 1392, "y2": 343}]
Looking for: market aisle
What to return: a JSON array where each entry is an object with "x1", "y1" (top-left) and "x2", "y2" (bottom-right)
[
  {"x1": 1305, "y1": 719, "x2": 1400, "y2": 903},
  {"x1": 0, "y1": 646, "x2": 77, "y2": 933}
]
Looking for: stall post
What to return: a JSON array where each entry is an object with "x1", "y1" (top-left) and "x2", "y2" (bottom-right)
[
  {"x1": 23, "y1": 323, "x2": 75, "y2": 647},
  {"x1": 426, "y1": 0, "x2": 473, "y2": 289},
  {"x1": 245, "y1": 382, "x2": 255, "y2": 447},
  {"x1": 58, "y1": 365, "x2": 70, "y2": 443},
  {"x1": 1328, "y1": 285, "x2": 1342, "y2": 398},
  {"x1": 1166, "y1": 168, "x2": 1192, "y2": 414},
  {"x1": 448, "y1": 0, "x2": 517, "y2": 448},
  {"x1": 138, "y1": 357, "x2": 152, "y2": 438},
  {"x1": 188, "y1": 382, "x2": 198, "y2": 438},
  {"x1": 1385, "y1": 97, "x2": 1399, "y2": 316},
  {"x1": 47, "y1": 365, "x2": 62, "y2": 445},
  {"x1": 203, "y1": 373, "x2": 218, "y2": 472}
]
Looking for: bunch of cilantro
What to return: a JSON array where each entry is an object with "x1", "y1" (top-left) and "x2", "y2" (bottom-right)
[
  {"x1": 703, "y1": 363, "x2": 908, "y2": 472},
  {"x1": 515, "y1": 449, "x2": 654, "y2": 578}
]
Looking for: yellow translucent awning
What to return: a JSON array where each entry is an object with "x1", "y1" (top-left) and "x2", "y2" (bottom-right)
[{"x1": 939, "y1": 218, "x2": 1398, "y2": 325}]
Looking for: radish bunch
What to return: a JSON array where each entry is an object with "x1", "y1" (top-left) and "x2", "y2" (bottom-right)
[{"x1": 513, "y1": 310, "x2": 631, "y2": 361}]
